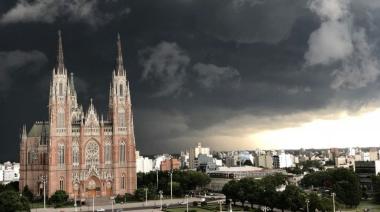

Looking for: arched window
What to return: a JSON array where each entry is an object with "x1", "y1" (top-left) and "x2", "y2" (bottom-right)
[
  {"x1": 119, "y1": 141, "x2": 125, "y2": 163},
  {"x1": 59, "y1": 176, "x2": 64, "y2": 190},
  {"x1": 118, "y1": 112, "x2": 125, "y2": 127},
  {"x1": 85, "y1": 140, "x2": 99, "y2": 167},
  {"x1": 58, "y1": 144, "x2": 65, "y2": 167},
  {"x1": 72, "y1": 142, "x2": 79, "y2": 167},
  {"x1": 121, "y1": 174, "x2": 125, "y2": 189},
  {"x1": 59, "y1": 83, "x2": 63, "y2": 96},
  {"x1": 57, "y1": 112, "x2": 65, "y2": 128},
  {"x1": 119, "y1": 84, "x2": 123, "y2": 96},
  {"x1": 104, "y1": 141, "x2": 111, "y2": 164}
]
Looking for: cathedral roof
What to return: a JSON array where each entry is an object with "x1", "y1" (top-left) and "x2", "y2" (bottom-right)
[{"x1": 27, "y1": 121, "x2": 50, "y2": 138}]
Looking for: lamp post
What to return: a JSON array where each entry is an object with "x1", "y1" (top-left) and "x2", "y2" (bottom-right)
[
  {"x1": 169, "y1": 170, "x2": 173, "y2": 200},
  {"x1": 218, "y1": 200, "x2": 222, "y2": 212},
  {"x1": 111, "y1": 196, "x2": 115, "y2": 212},
  {"x1": 74, "y1": 192, "x2": 77, "y2": 212},
  {"x1": 145, "y1": 188, "x2": 148, "y2": 206},
  {"x1": 306, "y1": 198, "x2": 310, "y2": 212},
  {"x1": 92, "y1": 193, "x2": 95, "y2": 212},
  {"x1": 185, "y1": 194, "x2": 189, "y2": 212},
  {"x1": 159, "y1": 190, "x2": 163, "y2": 210},
  {"x1": 156, "y1": 169, "x2": 159, "y2": 190},
  {"x1": 40, "y1": 175, "x2": 47, "y2": 209},
  {"x1": 229, "y1": 199, "x2": 232, "y2": 212},
  {"x1": 331, "y1": 192, "x2": 336, "y2": 212}
]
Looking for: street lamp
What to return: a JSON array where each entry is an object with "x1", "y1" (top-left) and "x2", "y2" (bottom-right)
[
  {"x1": 159, "y1": 190, "x2": 163, "y2": 210},
  {"x1": 156, "y1": 169, "x2": 159, "y2": 190},
  {"x1": 306, "y1": 198, "x2": 310, "y2": 212},
  {"x1": 40, "y1": 175, "x2": 48, "y2": 209},
  {"x1": 217, "y1": 200, "x2": 223, "y2": 212},
  {"x1": 169, "y1": 170, "x2": 173, "y2": 200},
  {"x1": 145, "y1": 188, "x2": 148, "y2": 206},
  {"x1": 331, "y1": 192, "x2": 336, "y2": 212},
  {"x1": 110, "y1": 196, "x2": 115, "y2": 212},
  {"x1": 185, "y1": 194, "x2": 189, "y2": 212}
]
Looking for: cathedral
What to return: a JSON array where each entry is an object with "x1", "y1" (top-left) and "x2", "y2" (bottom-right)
[{"x1": 19, "y1": 31, "x2": 137, "y2": 198}]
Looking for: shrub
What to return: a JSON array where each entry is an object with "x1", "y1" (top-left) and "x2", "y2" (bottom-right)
[
  {"x1": 115, "y1": 194, "x2": 124, "y2": 203},
  {"x1": 200, "y1": 201, "x2": 207, "y2": 206},
  {"x1": 49, "y1": 190, "x2": 69, "y2": 206},
  {"x1": 192, "y1": 201, "x2": 198, "y2": 207}
]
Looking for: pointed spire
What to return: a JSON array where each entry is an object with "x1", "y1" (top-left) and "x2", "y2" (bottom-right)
[
  {"x1": 116, "y1": 33, "x2": 125, "y2": 76},
  {"x1": 22, "y1": 125, "x2": 27, "y2": 141},
  {"x1": 56, "y1": 30, "x2": 65, "y2": 74},
  {"x1": 69, "y1": 72, "x2": 76, "y2": 95}
]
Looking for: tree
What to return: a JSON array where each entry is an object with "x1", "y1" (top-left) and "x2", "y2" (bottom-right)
[
  {"x1": 373, "y1": 174, "x2": 380, "y2": 203},
  {"x1": 301, "y1": 168, "x2": 361, "y2": 207},
  {"x1": 134, "y1": 187, "x2": 155, "y2": 201},
  {"x1": 0, "y1": 190, "x2": 30, "y2": 212},
  {"x1": 282, "y1": 185, "x2": 305, "y2": 212},
  {"x1": 49, "y1": 190, "x2": 68, "y2": 206},
  {"x1": 222, "y1": 180, "x2": 239, "y2": 205},
  {"x1": 22, "y1": 185, "x2": 33, "y2": 202}
]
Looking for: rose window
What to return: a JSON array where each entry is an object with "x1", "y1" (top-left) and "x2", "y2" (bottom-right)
[{"x1": 85, "y1": 140, "x2": 99, "y2": 167}]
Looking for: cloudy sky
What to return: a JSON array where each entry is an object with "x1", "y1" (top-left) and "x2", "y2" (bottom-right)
[{"x1": 1, "y1": 0, "x2": 380, "y2": 161}]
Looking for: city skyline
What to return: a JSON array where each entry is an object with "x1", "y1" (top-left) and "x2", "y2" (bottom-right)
[{"x1": 2, "y1": 0, "x2": 380, "y2": 161}]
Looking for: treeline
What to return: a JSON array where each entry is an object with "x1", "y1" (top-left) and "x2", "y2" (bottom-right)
[
  {"x1": 222, "y1": 173, "x2": 333, "y2": 212},
  {"x1": 136, "y1": 170, "x2": 211, "y2": 198},
  {"x1": 300, "y1": 168, "x2": 361, "y2": 207}
]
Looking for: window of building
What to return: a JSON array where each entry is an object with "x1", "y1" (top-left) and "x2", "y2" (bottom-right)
[
  {"x1": 121, "y1": 174, "x2": 125, "y2": 189},
  {"x1": 59, "y1": 83, "x2": 63, "y2": 96},
  {"x1": 59, "y1": 177, "x2": 64, "y2": 190},
  {"x1": 105, "y1": 142, "x2": 111, "y2": 164},
  {"x1": 85, "y1": 140, "x2": 99, "y2": 167},
  {"x1": 120, "y1": 84, "x2": 123, "y2": 96},
  {"x1": 57, "y1": 112, "x2": 65, "y2": 128},
  {"x1": 118, "y1": 112, "x2": 125, "y2": 127},
  {"x1": 72, "y1": 142, "x2": 79, "y2": 167},
  {"x1": 119, "y1": 142, "x2": 125, "y2": 163},
  {"x1": 58, "y1": 144, "x2": 65, "y2": 166}
]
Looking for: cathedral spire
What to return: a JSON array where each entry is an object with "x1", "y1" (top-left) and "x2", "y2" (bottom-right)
[
  {"x1": 56, "y1": 30, "x2": 65, "y2": 74},
  {"x1": 69, "y1": 72, "x2": 76, "y2": 95},
  {"x1": 116, "y1": 33, "x2": 125, "y2": 76}
]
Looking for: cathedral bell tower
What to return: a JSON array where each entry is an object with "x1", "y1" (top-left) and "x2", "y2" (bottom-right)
[{"x1": 108, "y1": 33, "x2": 136, "y2": 194}]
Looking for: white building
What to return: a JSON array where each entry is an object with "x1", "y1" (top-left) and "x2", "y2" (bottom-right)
[
  {"x1": 136, "y1": 151, "x2": 153, "y2": 173},
  {"x1": 194, "y1": 143, "x2": 211, "y2": 158},
  {"x1": 0, "y1": 162, "x2": 20, "y2": 184},
  {"x1": 279, "y1": 151, "x2": 295, "y2": 168}
]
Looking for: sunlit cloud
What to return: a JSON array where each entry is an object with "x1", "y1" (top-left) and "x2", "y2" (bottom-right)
[{"x1": 251, "y1": 108, "x2": 380, "y2": 150}]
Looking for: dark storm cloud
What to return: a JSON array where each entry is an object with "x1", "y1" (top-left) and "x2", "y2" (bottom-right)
[
  {"x1": 139, "y1": 41, "x2": 190, "y2": 97},
  {"x1": 0, "y1": 50, "x2": 47, "y2": 93},
  {"x1": 0, "y1": 0, "x2": 130, "y2": 27},
  {"x1": 1, "y1": 0, "x2": 380, "y2": 160},
  {"x1": 196, "y1": 0, "x2": 307, "y2": 44}
]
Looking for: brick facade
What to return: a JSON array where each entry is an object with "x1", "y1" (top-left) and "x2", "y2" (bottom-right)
[{"x1": 19, "y1": 32, "x2": 137, "y2": 198}]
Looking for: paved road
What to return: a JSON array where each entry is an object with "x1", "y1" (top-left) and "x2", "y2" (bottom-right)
[{"x1": 31, "y1": 197, "x2": 201, "y2": 212}]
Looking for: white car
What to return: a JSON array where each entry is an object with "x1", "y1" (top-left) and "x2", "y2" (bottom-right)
[{"x1": 96, "y1": 209, "x2": 105, "y2": 212}]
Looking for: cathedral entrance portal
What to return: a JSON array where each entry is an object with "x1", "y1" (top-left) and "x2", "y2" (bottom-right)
[{"x1": 86, "y1": 176, "x2": 101, "y2": 198}]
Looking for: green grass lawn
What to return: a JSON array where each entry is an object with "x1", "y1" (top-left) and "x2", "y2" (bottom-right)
[
  {"x1": 340, "y1": 200, "x2": 380, "y2": 212},
  {"x1": 166, "y1": 204, "x2": 256, "y2": 212}
]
